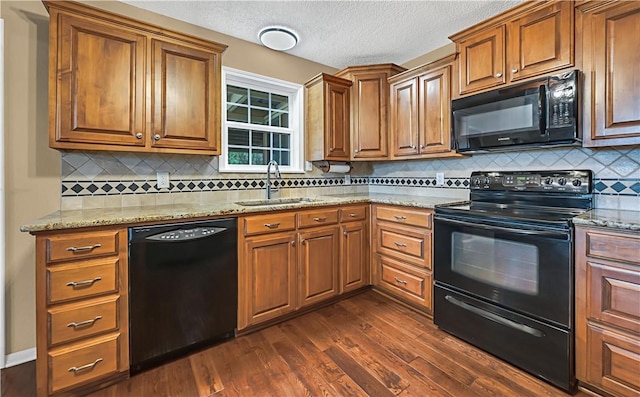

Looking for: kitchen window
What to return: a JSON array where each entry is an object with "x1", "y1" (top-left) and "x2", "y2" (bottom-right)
[{"x1": 221, "y1": 68, "x2": 304, "y2": 173}]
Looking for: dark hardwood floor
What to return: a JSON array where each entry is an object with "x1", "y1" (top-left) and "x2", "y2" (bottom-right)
[{"x1": 2, "y1": 290, "x2": 590, "y2": 397}]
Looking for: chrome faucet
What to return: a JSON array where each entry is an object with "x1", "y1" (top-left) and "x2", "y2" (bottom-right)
[{"x1": 266, "y1": 160, "x2": 281, "y2": 199}]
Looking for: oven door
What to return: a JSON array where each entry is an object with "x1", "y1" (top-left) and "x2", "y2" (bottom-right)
[{"x1": 433, "y1": 215, "x2": 572, "y2": 327}]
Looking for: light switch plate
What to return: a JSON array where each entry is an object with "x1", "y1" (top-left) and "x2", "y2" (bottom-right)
[
  {"x1": 436, "y1": 172, "x2": 445, "y2": 186},
  {"x1": 304, "y1": 161, "x2": 313, "y2": 172},
  {"x1": 157, "y1": 171, "x2": 170, "y2": 189},
  {"x1": 344, "y1": 175, "x2": 351, "y2": 185}
]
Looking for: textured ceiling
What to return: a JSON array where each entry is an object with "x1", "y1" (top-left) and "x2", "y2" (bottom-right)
[{"x1": 122, "y1": 0, "x2": 523, "y2": 69}]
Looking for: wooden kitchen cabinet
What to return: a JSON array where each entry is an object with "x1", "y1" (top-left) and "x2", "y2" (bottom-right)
[
  {"x1": 45, "y1": 0, "x2": 226, "y2": 155},
  {"x1": 451, "y1": 0, "x2": 573, "y2": 96},
  {"x1": 577, "y1": 1, "x2": 640, "y2": 148},
  {"x1": 335, "y1": 64, "x2": 406, "y2": 160},
  {"x1": 372, "y1": 205, "x2": 434, "y2": 314},
  {"x1": 238, "y1": 205, "x2": 369, "y2": 330},
  {"x1": 34, "y1": 228, "x2": 129, "y2": 397},
  {"x1": 298, "y1": 226, "x2": 340, "y2": 307},
  {"x1": 575, "y1": 226, "x2": 640, "y2": 397},
  {"x1": 389, "y1": 55, "x2": 461, "y2": 159},
  {"x1": 305, "y1": 73, "x2": 352, "y2": 161},
  {"x1": 340, "y1": 206, "x2": 370, "y2": 293},
  {"x1": 239, "y1": 231, "x2": 297, "y2": 329}
]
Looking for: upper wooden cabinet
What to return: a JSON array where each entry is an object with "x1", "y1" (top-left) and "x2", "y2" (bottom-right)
[
  {"x1": 388, "y1": 55, "x2": 461, "y2": 159},
  {"x1": 45, "y1": 1, "x2": 226, "y2": 155},
  {"x1": 305, "y1": 73, "x2": 352, "y2": 161},
  {"x1": 577, "y1": 1, "x2": 640, "y2": 147},
  {"x1": 451, "y1": 0, "x2": 574, "y2": 96},
  {"x1": 335, "y1": 64, "x2": 406, "y2": 160}
]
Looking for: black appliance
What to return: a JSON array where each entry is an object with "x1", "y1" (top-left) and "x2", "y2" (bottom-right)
[
  {"x1": 452, "y1": 70, "x2": 580, "y2": 152},
  {"x1": 433, "y1": 170, "x2": 593, "y2": 392},
  {"x1": 128, "y1": 219, "x2": 237, "y2": 373}
]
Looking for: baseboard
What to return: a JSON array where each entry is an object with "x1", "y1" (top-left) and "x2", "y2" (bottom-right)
[{"x1": 4, "y1": 347, "x2": 36, "y2": 368}]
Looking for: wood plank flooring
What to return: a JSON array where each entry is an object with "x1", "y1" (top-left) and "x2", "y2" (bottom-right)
[{"x1": 2, "y1": 290, "x2": 590, "y2": 397}]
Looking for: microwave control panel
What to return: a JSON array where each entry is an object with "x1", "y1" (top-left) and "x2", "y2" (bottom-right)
[{"x1": 470, "y1": 170, "x2": 592, "y2": 193}]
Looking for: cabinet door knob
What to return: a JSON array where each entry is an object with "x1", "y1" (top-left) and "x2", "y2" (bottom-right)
[
  {"x1": 512, "y1": 68, "x2": 518, "y2": 73},
  {"x1": 135, "y1": 133, "x2": 143, "y2": 139},
  {"x1": 153, "y1": 134, "x2": 161, "y2": 141},
  {"x1": 495, "y1": 73, "x2": 503, "y2": 78},
  {"x1": 410, "y1": 145, "x2": 416, "y2": 149},
  {"x1": 291, "y1": 240, "x2": 295, "y2": 246},
  {"x1": 343, "y1": 231, "x2": 348, "y2": 236},
  {"x1": 329, "y1": 147, "x2": 335, "y2": 152},
  {"x1": 354, "y1": 149, "x2": 359, "y2": 153},
  {"x1": 420, "y1": 145, "x2": 425, "y2": 149}
]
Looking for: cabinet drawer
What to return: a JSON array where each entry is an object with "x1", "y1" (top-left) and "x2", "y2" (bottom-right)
[
  {"x1": 46, "y1": 230, "x2": 120, "y2": 264},
  {"x1": 340, "y1": 206, "x2": 368, "y2": 222},
  {"x1": 49, "y1": 296, "x2": 120, "y2": 346},
  {"x1": 375, "y1": 205, "x2": 432, "y2": 229},
  {"x1": 587, "y1": 261, "x2": 640, "y2": 334},
  {"x1": 47, "y1": 259, "x2": 119, "y2": 304},
  {"x1": 298, "y1": 208, "x2": 339, "y2": 228},
  {"x1": 585, "y1": 230, "x2": 640, "y2": 265},
  {"x1": 586, "y1": 324, "x2": 640, "y2": 397},
  {"x1": 377, "y1": 255, "x2": 432, "y2": 311},
  {"x1": 243, "y1": 213, "x2": 297, "y2": 236},
  {"x1": 376, "y1": 223, "x2": 432, "y2": 269},
  {"x1": 48, "y1": 333, "x2": 121, "y2": 394}
]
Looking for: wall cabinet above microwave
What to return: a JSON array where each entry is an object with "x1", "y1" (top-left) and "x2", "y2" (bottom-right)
[
  {"x1": 450, "y1": 0, "x2": 574, "y2": 97},
  {"x1": 45, "y1": 1, "x2": 227, "y2": 155}
]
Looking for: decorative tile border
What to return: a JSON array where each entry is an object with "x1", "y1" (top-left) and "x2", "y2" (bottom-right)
[
  {"x1": 61, "y1": 177, "x2": 369, "y2": 197},
  {"x1": 60, "y1": 176, "x2": 639, "y2": 198}
]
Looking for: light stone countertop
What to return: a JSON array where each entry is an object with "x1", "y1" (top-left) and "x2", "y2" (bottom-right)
[
  {"x1": 20, "y1": 193, "x2": 468, "y2": 233},
  {"x1": 573, "y1": 208, "x2": 640, "y2": 232}
]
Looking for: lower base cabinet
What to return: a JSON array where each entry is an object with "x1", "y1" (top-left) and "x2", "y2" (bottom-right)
[
  {"x1": 575, "y1": 225, "x2": 640, "y2": 397},
  {"x1": 372, "y1": 204, "x2": 434, "y2": 315},
  {"x1": 238, "y1": 205, "x2": 369, "y2": 330}
]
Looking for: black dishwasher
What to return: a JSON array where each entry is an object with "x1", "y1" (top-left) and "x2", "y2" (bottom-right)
[{"x1": 128, "y1": 218, "x2": 237, "y2": 373}]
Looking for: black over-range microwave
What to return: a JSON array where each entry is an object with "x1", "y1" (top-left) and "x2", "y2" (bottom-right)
[{"x1": 452, "y1": 70, "x2": 580, "y2": 152}]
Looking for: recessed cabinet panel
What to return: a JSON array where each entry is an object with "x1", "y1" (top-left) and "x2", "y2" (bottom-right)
[
  {"x1": 341, "y1": 221, "x2": 369, "y2": 293},
  {"x1": 355, "y1": 75, "x2": 387, "y2": 158},
  {"x1": 390, "y1": 78, "x2": 419, "y2": 157},
  {"x1": 54, "y1": 13, "x2": 145, "y2": 147},
  {"x1": 327, "y1": 85, "x2": 351, "y2": 159},
  {"x1": 509, "y1": 1, "x2": 573, "y2": 81},
  {"x1": 581, "y1": 2, "x2": 640, "y2": 146},
  {"x1": 458, "y1": 25, "x2": 505, "y2": 94},
  {"x1": 298, "y1": 227, "x2": 340, "y2": 307},
  {"x1": 419, "y1": 66, "x2": 451, "y2": 153},
  {"x1": 152, "y1": 40, "x2": 220, "y2": 152}
]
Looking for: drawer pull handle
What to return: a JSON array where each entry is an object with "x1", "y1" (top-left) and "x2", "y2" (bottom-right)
[
  {"x1": 312, "y1": 217, "x2": 326, "y2": 222},
  {"x1": 264, "y1": 223, "x2": 280, "y2": 229},
  {"x1": 67, "y1": 316, "x2": 103, "y2": 329},
  {"x1": 66, "y1": 277, "x2": 102, "y2": 288},
  {"x1": 394, "y1": 277, "x2": 408, "y2": 285},
  {"x1": 348, "y1": 213, "x2": 358, "y2": 217},
  {"x1": 394, "y1": 242, "x2": 407, "y2": 248},
  {"x1": 393, "y1": 215, "x2": 407, "y2": 220},
  {"x1": 68, "y1": 358, "x2": 103, "y2": 373},
  {"x1": 66, "y1": 244, "x2": 102, "y2": 253}
]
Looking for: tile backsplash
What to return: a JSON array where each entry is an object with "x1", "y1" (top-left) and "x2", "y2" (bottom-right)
[{"x1": 61, "y1": 146, "x2": 639, "y2": 211}]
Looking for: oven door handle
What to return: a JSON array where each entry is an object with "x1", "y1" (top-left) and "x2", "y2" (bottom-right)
[
  {"x1": 436, "y1": 217, "x2": 568, "y2": 239},
  {"x1": 445, "y1": 295, "x2": 545, "y2": 338}
]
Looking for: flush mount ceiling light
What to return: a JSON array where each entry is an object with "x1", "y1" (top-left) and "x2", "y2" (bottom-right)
[{"x1": 259, "y1": 27, "x2": 298, "y2": 51}]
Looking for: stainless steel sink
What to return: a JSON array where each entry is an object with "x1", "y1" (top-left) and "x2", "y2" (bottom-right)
[{"x1": 234, "y1": 197, "x2": 318, "y2": 206}]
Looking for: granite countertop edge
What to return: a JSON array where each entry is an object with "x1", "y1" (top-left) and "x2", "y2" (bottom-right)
[
  {"x1": 21, "y1": 194, "x2": 469, "y2": 233},
  {"x1": 572, "y1": 208, "x2": 640, "y2": 232}
]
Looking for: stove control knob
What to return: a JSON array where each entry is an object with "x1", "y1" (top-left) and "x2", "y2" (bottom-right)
[
  {"x1": 558, "y1": 177, "x2": 567, "y2": 186},
  {"x1": 484, "y1": 177, "x2": 491, "y2": 185},
  {"x1": 544, "y1": 177, "x2": 553, "y2": 185},
  {"x1": 572, "y1": 179, "x2": 582, "y2": 187},
  {"x1": 473, "y1": 178, "x2": 481, "y2": 186}
]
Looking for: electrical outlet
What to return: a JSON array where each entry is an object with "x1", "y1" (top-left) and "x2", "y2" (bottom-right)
[
  {"x1": 344, "y1": 175, "x2": 351, "y2": 185},
  {"x1": 436, "y1": 172, "x2": 445, "y2": 186},
  {"x1": 157, "y1": 171, "x2": 170, "y2": 189}
]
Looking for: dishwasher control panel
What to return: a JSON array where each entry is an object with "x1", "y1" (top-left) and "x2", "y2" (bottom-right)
[{"x1": 145, "y1": 227, "x2": 226, "y2": 241}]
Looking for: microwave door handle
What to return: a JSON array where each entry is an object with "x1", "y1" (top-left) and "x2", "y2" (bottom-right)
[
  {"x1": 538, "y1": 84, "x2": 547, "y2": 134},
  {"x1": 436, "y1": 217, "x2": 569, "y2": 239}
]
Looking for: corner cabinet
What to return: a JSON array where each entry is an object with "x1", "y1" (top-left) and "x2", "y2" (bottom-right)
[
  {"x1": 45, "y1": 1, "x2": 226, "y2": 155},
  {"x1": 451, "y1": 0, "x2": 573, "y2": 96},
  {"x1": 575, "y1": 226, "x2": 640, "y2": 397},
  {"x1": 577, "y1": 1, "x2": 640, "y2": 148},
  {"x1": 305, "y1": 73, "x2": 352, "y2": 161},
  {"x1": 33, "y1": 228, "x2": 130, "y2": 397},
  {"x1": 388, "y1": 55, "x2": 462, "y2": 159},
  {"x1": 335, "y1": 64, "x2": 406, "y2": 160}
]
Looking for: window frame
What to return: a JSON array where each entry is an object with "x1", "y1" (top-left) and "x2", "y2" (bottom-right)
[{"x1": 220, "y1": 67, "x2": 304, "y2": 173}]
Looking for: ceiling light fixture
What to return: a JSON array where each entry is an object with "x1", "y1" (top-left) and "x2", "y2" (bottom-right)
[{"x1": 259, "y1": 27, "x2": 298, "y2": 51}]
